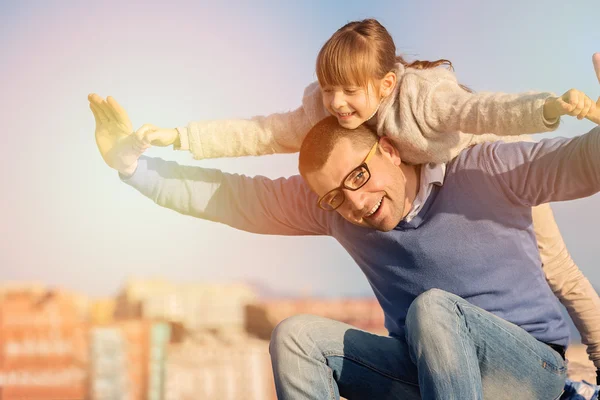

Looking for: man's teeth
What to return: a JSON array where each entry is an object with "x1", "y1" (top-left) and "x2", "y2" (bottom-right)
[{"x1": 366, "y1": 198, "x2": 383, "y2": 217}]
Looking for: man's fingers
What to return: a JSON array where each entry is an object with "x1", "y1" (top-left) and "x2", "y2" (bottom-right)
[
  {"x1": 587, "y1": 100, "x2": 597, "y2": 119},
  {"x1": 107, "y1": 96, "x2": 130, "y2": 122},
  {"x1": 88, "y1": 93, "x2": 104, "y2": 105},
  {"x1": 89, "y1": 93, "x2": 112, "y2": 121},
  {"x1": 586, "y1": 110, "x2": 600, "y2": 125},
  {"x1": 96, "y1": 97, "x2": 113, "y2": 121},
  {"x1": 593, "y1": 53, "x2": 600, "y2": 84},
  {"x1": 89, "y1": 103, "x2": 102, "y2": 126},
  {"x1": 99, "y1": 97, "x2": 119, "y2": 122},
  {"x1": 89, "y1": 99, "x2": 109, "y2": 122},
  {"x1": 578, "y1": 98, "x2": 593, "y2": 120},
  {"x1": 587, "y1": 97, "x2": 600, "y2": 125}
]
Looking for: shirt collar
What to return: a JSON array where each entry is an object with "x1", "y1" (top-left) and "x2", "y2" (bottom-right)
[
  {"x1": 403, "y1": 163, "x2": 446, "y2": 223},
  {"x1": 423, "y1": 162, "x2": 445, "y2": 187}
]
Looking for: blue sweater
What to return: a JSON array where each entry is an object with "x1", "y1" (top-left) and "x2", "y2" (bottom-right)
[{"x1": 122, "y1": 127, "x2": 600, "y2": 348}]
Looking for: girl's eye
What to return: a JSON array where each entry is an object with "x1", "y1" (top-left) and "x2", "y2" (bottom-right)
[
  {"x1": 322, "y1": 88, "x2": 333, "y2": 93},
  {"x1": 345, "y1": 87, "x2": 363, "y2": 95}
]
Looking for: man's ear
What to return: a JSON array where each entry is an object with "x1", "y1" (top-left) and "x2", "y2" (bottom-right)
[
  {"x1": 378, "y1": 137, "x2": 402, "y2": 166},
  {"x1": 379, "y1": 71, "x2": 397, "y2": 98},
  {"x1": 302, "y1": 171, "x2": 320, "y2": 196}
]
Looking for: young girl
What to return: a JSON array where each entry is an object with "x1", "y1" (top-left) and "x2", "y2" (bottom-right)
[{"x1": 94, "y1": 19, "x2": 600, "y2": 382}]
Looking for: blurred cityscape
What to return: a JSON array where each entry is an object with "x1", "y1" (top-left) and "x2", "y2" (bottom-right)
[
  {"x1": 0, "y1": 279, "x2": 386, "y2": 399},
  {"x1": 0, "y1": 280, "x2": 595, "y2": 400}
]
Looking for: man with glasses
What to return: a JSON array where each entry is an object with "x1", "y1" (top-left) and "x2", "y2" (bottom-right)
[
  {"x1": 315, "y1": 139, "x2": 378, "y2": 211},
  {"x1": 92, "y1": 95, "x2": 600, "y2": 398}
]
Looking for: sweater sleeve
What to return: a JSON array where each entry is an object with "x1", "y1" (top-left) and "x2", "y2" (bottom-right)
[
  {"x1": 176, "y1": 81, "x2": 330, "y2": 159},
  {"x1": 120, "y1": 156, "x2": 331, "y2": 236},
  {"x1": 403, "y1": 68, "x2": 560, "y2": 138},
  {"x1": 482, "y1": 126, "x2": 600, "y2": 206},
  {"x1": 532, "y1": 204, "x2": 600, "y2": 370}
]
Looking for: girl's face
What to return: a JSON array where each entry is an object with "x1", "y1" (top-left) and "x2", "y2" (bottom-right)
[{"x1": 321, "y1": 81, "x2": 381, "y2": 130}]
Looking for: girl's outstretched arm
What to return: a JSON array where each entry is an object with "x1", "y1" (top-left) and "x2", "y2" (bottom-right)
[
  {"x1": 147, "y1": 82, "x2": 330, "y2": 160},
  {"x1": 402, "y1": 67, "x2": 598, "y2": 138}
]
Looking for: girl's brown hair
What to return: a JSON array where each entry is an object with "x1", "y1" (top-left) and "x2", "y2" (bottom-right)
[{"x1": 316, "y1": 19, "x2": 471, "y2": 93}]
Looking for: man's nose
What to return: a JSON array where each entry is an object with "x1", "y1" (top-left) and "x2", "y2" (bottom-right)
[{"x1": 343, "y1": 189, "x2": 367, "y2": 216}]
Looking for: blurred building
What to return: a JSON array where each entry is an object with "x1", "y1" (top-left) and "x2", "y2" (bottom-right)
[
  {"x1": 0, "y1": 282, "x2": 46, "y2": 299},
  {"x1": 246, "y1": 297, "x2": 386, "y2": 340},
  {"x1": 165, "y1": 334, "x2": 275, "y2": 400},
  {"x1": 89, "y1": 320, "x2": 171, "y2": 400},
  {"x1": 115, "y1": 279, "x2": 257, "y2": 333},
  {"x1": 0, "y1": 289, "x2": 88, "y2": 399},
  {"x1": 90, "y1": 298, "x2": 117, "y2": 326}
]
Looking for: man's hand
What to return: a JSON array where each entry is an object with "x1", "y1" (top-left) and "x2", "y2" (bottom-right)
[
  {"x1": 89, "y1": 93, "x2": 152, "y2": 175},
  {"x1": 543, "y1": 88, "x2": 599, "y2": 124},
  {"x1": 593, "y1": 53, "x2": 600, "y2": 84}
]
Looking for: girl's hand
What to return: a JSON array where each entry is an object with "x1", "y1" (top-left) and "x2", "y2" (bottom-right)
[
  {"x1": 140, "y1": 127, "x2": 179, "y2": 147},
  {"x1": 544, "y1": 89, "x2": 600, "y2": 124}
]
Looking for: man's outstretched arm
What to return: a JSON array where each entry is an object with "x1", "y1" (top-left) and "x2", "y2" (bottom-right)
[
  {"x1": 89, "y1": 93, "x2": 330, "y2": 236},
  {"x1": 121, "y1": 156, "x2": 330, "y2": 236},
  {"x1": 482, "y1": 126, "x2": 600, "y2": 207}
]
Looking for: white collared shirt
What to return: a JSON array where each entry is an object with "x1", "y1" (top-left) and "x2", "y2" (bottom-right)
[{"x1": 404, "y1": 163, "x2": 446, "y2": 223}]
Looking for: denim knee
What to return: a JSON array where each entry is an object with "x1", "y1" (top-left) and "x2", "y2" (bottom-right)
[
  {"x1": 269, "y1": 314, "x2": 320, "y2": 358},
  {"x1": 405, "y1": 288, "x2": 459, "y2": 343}
]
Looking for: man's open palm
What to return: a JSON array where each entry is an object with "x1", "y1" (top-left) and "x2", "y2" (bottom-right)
[{"x1": 89, "y1": 94, "x2": 149, "y2": 173}]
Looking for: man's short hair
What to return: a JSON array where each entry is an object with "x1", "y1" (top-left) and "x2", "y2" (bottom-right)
[{"x1": 298, "y1": 116, "x2": 379, "y2": 178}]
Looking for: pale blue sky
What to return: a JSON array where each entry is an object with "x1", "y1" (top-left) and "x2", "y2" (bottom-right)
[{"x1": 1, "y1": 0, "x2": 599, "y2": 298}]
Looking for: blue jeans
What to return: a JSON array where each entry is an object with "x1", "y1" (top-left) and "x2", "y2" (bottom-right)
[{"x1": 269, "y1": 288, "x2": 567, "y2": 399}]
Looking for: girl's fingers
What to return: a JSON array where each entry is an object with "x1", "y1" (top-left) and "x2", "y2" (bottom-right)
[{"x1": 135, "y1": 124, "x2": 159, "y2": 145}]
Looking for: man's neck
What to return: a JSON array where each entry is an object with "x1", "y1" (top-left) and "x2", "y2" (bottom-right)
[{"x1": 402, "y1": 164, "x2": 421, "y2": 214}]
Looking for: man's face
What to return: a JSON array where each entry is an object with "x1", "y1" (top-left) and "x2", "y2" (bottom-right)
[{"x1": 306, "y1": 137, "x2": 409, "y2": 232}]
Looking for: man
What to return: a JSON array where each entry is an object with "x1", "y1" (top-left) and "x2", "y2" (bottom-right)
[{"x1": 91, "y1": 96, "x2": 600, "y2": 399}]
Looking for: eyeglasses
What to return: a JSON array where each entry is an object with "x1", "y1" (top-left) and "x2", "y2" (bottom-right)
[{"x1": 317, "y1": 141, "x2": 379, "y2": 211}]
